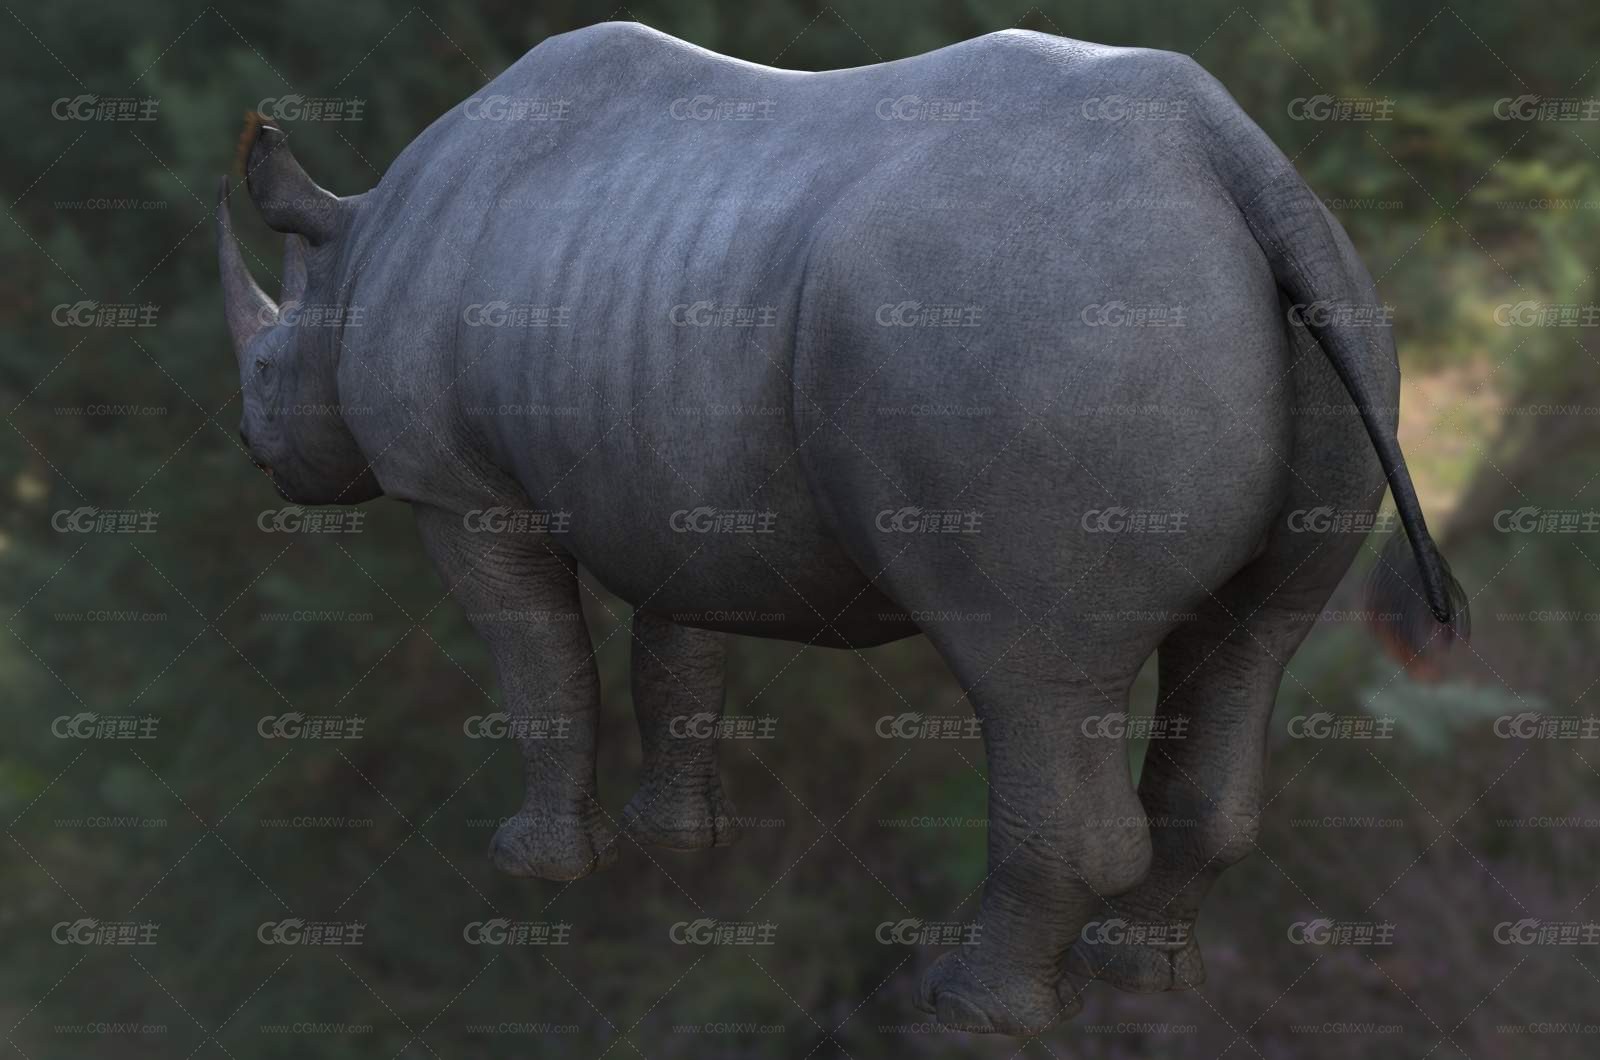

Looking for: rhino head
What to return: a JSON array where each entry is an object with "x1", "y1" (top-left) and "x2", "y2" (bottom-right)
[{"x1": 216, "y1": 116, "x2": 380, "y2": 505}]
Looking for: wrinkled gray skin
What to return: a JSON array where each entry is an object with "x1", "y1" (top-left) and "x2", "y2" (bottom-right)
[{"x1": 218, "y1": 23, "x2": 1463, "y2": 1036}]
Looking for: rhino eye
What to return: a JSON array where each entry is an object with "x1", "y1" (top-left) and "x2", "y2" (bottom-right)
[{"x1": 254, "y1": 358, "x2": 272, "y2": 376}]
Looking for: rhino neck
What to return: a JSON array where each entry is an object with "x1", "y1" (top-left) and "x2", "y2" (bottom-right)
[{"x1": 283, "y1": 220, "x2": 382, "y2": 503}]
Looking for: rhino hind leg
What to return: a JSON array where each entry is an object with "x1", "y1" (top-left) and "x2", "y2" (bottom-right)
[
  {"x1": 622, "y1": 610, "x2": 738, "y2": 851},
  {"x1": 1065, "y1": 549, "x2": 1360, "y2": 993},
  {"x1": 488, "y1": 804, "x2": 619, "y2": 881},
  {"x1": 906, "y1": 635, "x2": 1153, "y2": 1036},
  {"x1": 1062, "y1": 916, "x2": 1206, "y2": 994},
  {"x1": 414, "y1": 504, "x2": 619, "y2": 881}
]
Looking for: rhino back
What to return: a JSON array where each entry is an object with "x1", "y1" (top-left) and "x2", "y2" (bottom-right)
[{"x1": 335, "y1": 25, "x2": 1281, "y2": 629}]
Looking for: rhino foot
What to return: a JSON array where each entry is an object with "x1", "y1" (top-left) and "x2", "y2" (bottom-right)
[
  {"x1": 915, "y1": 947, "x2": 1083, "y2": 1037},
  {"x1": 1063, "y1": 925, "x2": 1205, "y2": 993},
  {"x1": 489, "y1": 806, "x2": 619, "y2": 880},
  {"x1": 622, "y1": 777, "x2": 738, "y2": 851}
]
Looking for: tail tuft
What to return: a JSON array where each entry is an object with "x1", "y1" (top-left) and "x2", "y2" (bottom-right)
[{"x1": 1365, "y1": 531, "x2": 1470, "y2": 664}]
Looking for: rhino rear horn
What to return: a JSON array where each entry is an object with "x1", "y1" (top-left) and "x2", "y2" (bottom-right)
[{"x1": 239, "y1": 115, "x2": 344, "y2": 245}]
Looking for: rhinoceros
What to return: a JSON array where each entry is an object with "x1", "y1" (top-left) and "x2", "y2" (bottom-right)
[{"x1": 216, "y1": 22, "x2": 1466, "y2": 1036}]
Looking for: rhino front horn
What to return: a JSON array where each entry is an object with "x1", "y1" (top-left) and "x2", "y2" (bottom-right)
[{"x1": 215, "y1": 175, "x2": 276, "y2": 362}]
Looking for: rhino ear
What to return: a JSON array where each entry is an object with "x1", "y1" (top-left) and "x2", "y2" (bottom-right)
[{"x1": 237, "y1": 114, "x2": 345, "y2": 245}]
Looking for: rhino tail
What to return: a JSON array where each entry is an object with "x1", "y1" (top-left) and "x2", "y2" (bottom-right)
[{"x1": 1177, "y1": 54, "x2": 1469, "y2": 659}]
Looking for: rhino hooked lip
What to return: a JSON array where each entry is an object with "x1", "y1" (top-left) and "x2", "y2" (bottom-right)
[{"x1": 239, "y1": 429, "x2": 271, "y2": 476}]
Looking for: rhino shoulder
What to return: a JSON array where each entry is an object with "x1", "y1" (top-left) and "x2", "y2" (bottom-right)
[{"x1": 504, "y1": 19, "x2": 689, "y2": 77}]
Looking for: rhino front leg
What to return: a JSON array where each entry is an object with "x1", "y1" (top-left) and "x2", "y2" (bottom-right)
[
  {"x1": 622, "y1": 609, "x2": 738, "y2": 850},
  {"x1": 414, "y1": 504, "x2": 618, "y2": 880}
]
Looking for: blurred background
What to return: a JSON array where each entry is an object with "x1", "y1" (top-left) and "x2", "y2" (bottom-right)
[{"x1": 3, "y1": 1, "x2": 1599, "y2": 1056}]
